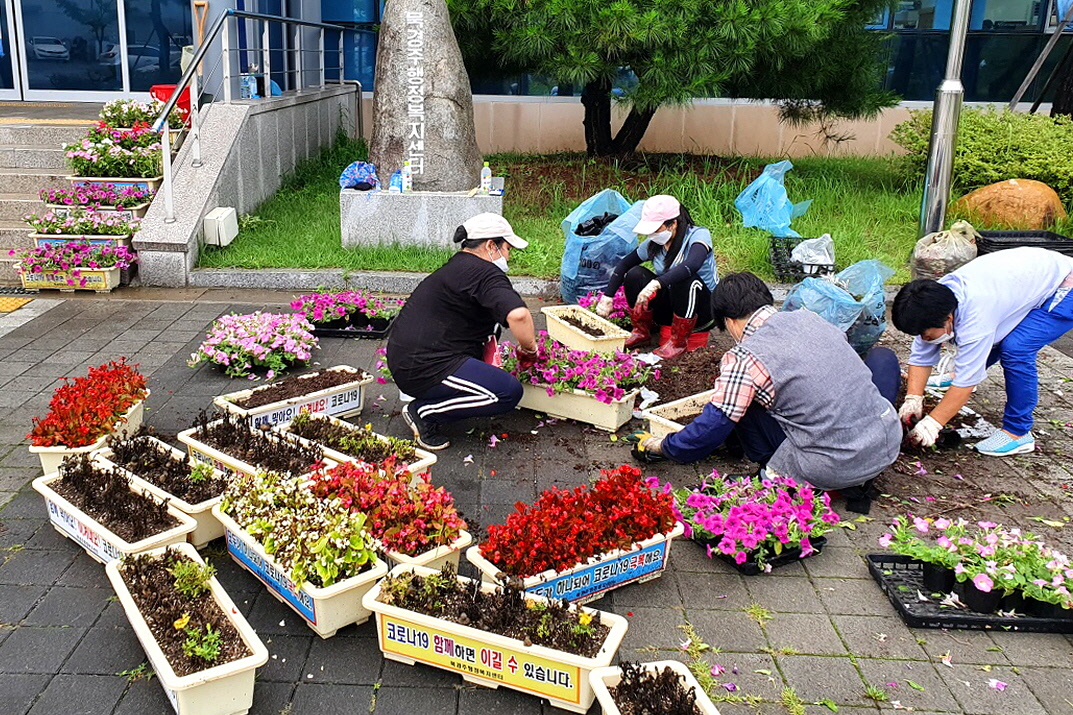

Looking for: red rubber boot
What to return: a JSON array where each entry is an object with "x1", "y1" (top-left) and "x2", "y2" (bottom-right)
[
  {"x1": 625, "y1": 304, "x2": 655, "y2": 350},
  {"x1": 654, "y1": 314, "x2": 697, "y2": 359}
]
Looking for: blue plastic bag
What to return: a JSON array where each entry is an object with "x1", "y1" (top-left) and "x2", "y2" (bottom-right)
[
  {"x1": 559, "y1": 189, "x2": 637, "y2": 303},
  {"x1": 339, "y1": 160, "x2": 381, "y2": 190},
  {"x1": 734, "y1": 160, "x2": 812, "y2": 238},
  {"x1": 782, "y1": 259, "x2": 894, "y2": 355}
]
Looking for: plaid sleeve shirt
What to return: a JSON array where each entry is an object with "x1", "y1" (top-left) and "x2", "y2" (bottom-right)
[{"x1": 709, "y1": 305, "x2": 777, "y2": 422}]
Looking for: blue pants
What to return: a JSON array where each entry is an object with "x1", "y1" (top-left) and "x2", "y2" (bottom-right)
[
  {"x1": 410, "y1": 358, "x2": 523, "y2": 425},
  {"x1": 984, "y1": 289, "x2": 1073, "y2": 436},
  {"x1": 734, "y1": 347, "x2": 901, "y2": 467}
]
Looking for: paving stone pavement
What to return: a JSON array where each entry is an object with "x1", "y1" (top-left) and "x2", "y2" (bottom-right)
[{"x1": 0, "y1": 295, "x2": 1072, "y2": 715}]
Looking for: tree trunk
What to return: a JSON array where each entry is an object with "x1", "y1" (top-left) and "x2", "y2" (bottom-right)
[
  {"x1": 611, "y1": 106, "x2": 657, "y2": 155},
  {"x1": 1051, "y1": 42, "x2": 1073, "y2": 118},
  {"x1": 581, "y1": 78, "x2": 613, "y2": 156}
]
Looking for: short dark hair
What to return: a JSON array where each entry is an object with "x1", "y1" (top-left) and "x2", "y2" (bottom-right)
[
  {"x1": 891, "y1": 280, "x2": 958, "y2": 335},
  {"x1": 711, "y1": 272, "x2": 774, "y2": 331}
]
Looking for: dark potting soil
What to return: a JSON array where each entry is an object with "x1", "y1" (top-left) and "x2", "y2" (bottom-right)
[
  {"x1": 231, "y1": 368, "x2": 371, "y2": 410},
  {"x1": 376, "y1": 566, "x2": 610, "y2": 658},
  {"x1": 560, "y1": 313, "x2": 610, "y2": 338},
  {"x1": 609, "y1": 662, "x2": 702, "y2": 715},
  {"x1": 108, "y1": 431, "x2": 228, "y2": 504},
  {"x1": 652, "y1": 347, "x2": 724, "y2": 405},
  {"x1": 193, "y1": 411, "x2": 324, "y2": 477},
  {"x1": 120, "y1": 551, "x2": 252, "y2": 676},
  {"x1": 52, "y1": 455, "x2": 179, "y2": 542},
  {"x1": 285, "y1": 413, "x2": 417, "y2": 462}
]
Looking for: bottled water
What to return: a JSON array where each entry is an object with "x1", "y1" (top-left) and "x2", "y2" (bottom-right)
[
  {"x1": 400, "y1": 161, "x2": 413, "y2": 193},
  {"x1": 480, "y1": 162, "x2": 492, "y2": 194}
]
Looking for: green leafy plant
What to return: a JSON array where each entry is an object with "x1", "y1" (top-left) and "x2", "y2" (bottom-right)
[
  {"x1": 182, "y1": 623, "x2": 222, "y2": 663},
  {"x1": 168, "y1": 560, "x2": 216, "y2": 599},
  {"x1": 188, "y1": 462, "x2": 214, "y2": 484},
  {"x1": 863, "y1": 683, "x2": 889, "y2": 702}
]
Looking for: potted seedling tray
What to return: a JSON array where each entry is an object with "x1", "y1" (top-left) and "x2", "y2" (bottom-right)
[
  {"x1": 695, "y1": 535, "x2": 827, "y2": 576},
  {"x1": 105, "y1": 543, "x2": 269, "y2": 715},
  {"x1": 467, "y1": 523, "x2": 684, "y2": 604},
  {"x1": 213, "y1": 365, "x2": 374, "y2": 428},
  {"x1": 29, "y1": 392, "x2": 149, "y2": 474},
  {"x1": 867, "y1": 554, "x2": 1073, "y2": 633},
  {"x1": 541, "y1": 305, "x2": 631, "y2": 355},
  {"x1": 363, "y1": 564, "x2": 629, "y2": 714},
  {"x1": 518, "y1": 384, "x2": 639, "y2": 433},
  {"x1": 641, "y1": 389, "x2": 716, "y2": 439},
  {"x1": 310, "y1": 315, "x2": 395, "y2": 339},
  {"x1": 977, "y1": 230, "x2": 1073, "y2": 257},
  {"x1": 32, "y1": 471, "x2": 196, "y2": 564},
  {"x1": 769, "y1": 235, "x2": 835, "y2": 282},
  {"x1": 589, "y1": 660, "x2": 721, "y2": 715},
  {"x1": 212, "y1": 505, "x2": 389, "y2": 638}
]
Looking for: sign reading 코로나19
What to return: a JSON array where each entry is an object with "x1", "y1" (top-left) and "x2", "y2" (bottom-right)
[
  {"x1": 225, "y1": 528, "x2": 318, "y2": 624},
  {"x1": 526, "y1": 539, "x2": 670, "y2": 603},
  {"x1": 405, "y1": 11, "x2": 425, "y2": 176}
]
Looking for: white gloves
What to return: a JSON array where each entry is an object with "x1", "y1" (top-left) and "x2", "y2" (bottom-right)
[
  {"x1": 641, "y1": 434, "x2": 664, "y2": 455},
  {"x1": 637, "y1": 280, "x2": 661, "y2": 307},
  {"x1": 899, "y1": 394, "x2": 924, "y2": 424},
  {"x1": 595, "y1": 295, "x2": 614, "y2": 318},
  {"x1": 909, "y1": 415, "x2": 943, "y2": 448}
]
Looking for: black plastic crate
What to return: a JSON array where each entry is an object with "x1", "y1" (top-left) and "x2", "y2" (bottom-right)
[
  {"x1": 308, "y1": 316, "x2": 394, "y2": 339},
  {"x1": 867, "y1": 554, "x2": 1073, "y2": 633},
  {"x1": 976, "y1": 230, "x2": 1073, "y2": 257},
  {"x1": 769, "y1": 236, "x2": 835, "y2": 283},
  {"x1": 694, "y1": 535, "x2": 827, "y2": 576}
]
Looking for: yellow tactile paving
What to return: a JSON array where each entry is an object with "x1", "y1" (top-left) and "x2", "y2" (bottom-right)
[{"x1": 0, "y1": 297, "x2": 32, "y2": 312}]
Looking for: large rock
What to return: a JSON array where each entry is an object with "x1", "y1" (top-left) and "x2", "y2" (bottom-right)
[
  {"x1": 370, "y1": 0, "x2": 482, "y2": 192},
  {"x1": 953, "y1": 179, "x2": 1067, "y2": 230}
]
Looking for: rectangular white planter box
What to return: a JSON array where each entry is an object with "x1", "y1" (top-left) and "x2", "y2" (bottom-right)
[
  {"x1": 70, "y1": 175, "x2": 164, "y2": 193},
  {"x1": 641, "y1": 389, "x2": 717, "y2": 439},
  {"x1": 518, "y1": 383, "x2": 639, "y2": 433},
  {"x1": 275, "y1": 414, "x2": 436, "y2": 482},
  {"x1": 46, "y1": 202, "x2": 150, "y2": 219},
  {"x1": 105, "y1": 543, "x2": 269, "y2": 715},
  {"x1": 30, "y1": 232, "x2": 134, "y2": 250},
  {"x1": 20, "y1": 265, "x2": 121, "y2": 293},
  {"x1": 177, "y1": 421, "x2": 337, "y2": 479},
  {"x1": 363, "y1": 564, "x2": 628, "y2": 714},
  {"x1": 213, "y1": 365, "x2": 374, "y2": 428},
  {"x1": 95, "y1": 439, "x2": 228, "y2": 549},
  {"x1": 542, "y1": 305, "x2": 631, "y2": 355},
  {"x1": 589, "y1": 661, "x2": 721, "y2": 715},
  {"x1": 28, "y1": 394, "x2": 148, "y2": 474},
  {"x1": 212, "y1": 505, "x2": 388, "y2": 638},
  {"x1": 32, "y1": 472, "x2": 196, "y2": 564},
  {"x1": 467, "y1": 523, "x2": 684, "y2": 605},
  {"x1": 384, "y1": 530, "x2": 473, "y2": 571}
]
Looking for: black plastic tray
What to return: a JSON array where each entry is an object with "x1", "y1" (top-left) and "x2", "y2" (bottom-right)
[
  {"x1": 977, "y1": 230, "x2": 1073, "y2": 257},
  {"x1": 867, "y1": 554, "x2": 1073, "y2": 633},
  {"x1": 309, "y1": 316, "x2": 393, "y2": 339},
  {"x1": 769, "y1": 236, "x2": 835, "y2": 282},
  {"x1": 696, "y1": 535, "x2": 827, "y2": 575}
]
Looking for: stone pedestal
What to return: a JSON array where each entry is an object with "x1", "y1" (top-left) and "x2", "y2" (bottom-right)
[{"x1": 340, "y1": 189, "x2": 504, "y2": 247}]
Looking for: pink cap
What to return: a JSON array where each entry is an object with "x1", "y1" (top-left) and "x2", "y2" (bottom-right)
[{"x1": 632, "y1": 195, "x2": 681, "y2": 235}]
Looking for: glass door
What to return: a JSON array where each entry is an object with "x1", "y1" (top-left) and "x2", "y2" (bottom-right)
[{"x1": 0, "y1": 0, "x2": 20, "y2": 99}]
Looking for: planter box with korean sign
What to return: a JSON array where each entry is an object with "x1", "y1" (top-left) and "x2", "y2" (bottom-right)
[
  {"x1": 363, "y1": 564, "x2": 628, "y2": 714},
  {"x1": 466, "y1": 522, "x2": 684, "y2": 605},
  {"x1": 518, "y1": 384, "x2": 638, "y2": 433},
  {"x1": 28, "y1": 392, "x2": 148, "y2": 474},
  {"x1": 212, "y1": 505, "x2": 388, "y2": 638},
  {"x1": 213, "y1": 366, "x2": 373, "y2": 428},
  {"x1": 589, "y1": 660, "x2": 721, "y2": 715},
  {"x1": 177, "y1": 421, "x2": 337, "y2": 479}
]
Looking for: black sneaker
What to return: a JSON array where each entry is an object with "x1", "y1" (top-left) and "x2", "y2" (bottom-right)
[{"x1": 403, "y1": 403, "x2": 450, "y2": 451}]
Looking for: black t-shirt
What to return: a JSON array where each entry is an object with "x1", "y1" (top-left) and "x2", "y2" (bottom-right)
[{"x1": 387, "y1": 252, "x2": 526, "y2": 395}]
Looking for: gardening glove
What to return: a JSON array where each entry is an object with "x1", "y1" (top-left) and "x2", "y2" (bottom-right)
[
  {"x1": 516, "y1": 345, "x2": 541, "y2": 371},
  {"x1": 641, "y1": 434, "x2": 664, "y2": 454},
  {"x1": 630, "y1": 432, "x2": 666, "y2": 463},
  {"x1": 637, "y1": 280, "x2": 661, "y2": 308},
  {"x1": 908, "y1": 415, "x2": 943, "y2": 448},
  {"x1": 595, "y1": 295, "x2": 614, "y2": 318},
  {"x1": 899, "y1": 394, "x2": 924, "y2": 424}
]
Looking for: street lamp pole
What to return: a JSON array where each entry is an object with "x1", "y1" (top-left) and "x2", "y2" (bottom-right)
[{"x1": 918, "y1": 0, "x2": 974, "y2": 238}]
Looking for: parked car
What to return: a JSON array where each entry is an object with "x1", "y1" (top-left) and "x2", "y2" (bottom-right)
[
  {"x1": 99, "y1": 44, "x2": 180, "y2": 73},
  {"x1": 30, "y1": 37, "x2": 68, "y2": 61}
]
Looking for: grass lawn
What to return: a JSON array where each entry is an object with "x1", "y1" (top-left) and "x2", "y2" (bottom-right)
[{"x1": 199, "y1": 133, "x2": 928, "y2": 282}]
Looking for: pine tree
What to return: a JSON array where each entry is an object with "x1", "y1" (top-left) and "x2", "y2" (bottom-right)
[{"x1": 449, "y1": 0, "x2": 899, "y2": 156}]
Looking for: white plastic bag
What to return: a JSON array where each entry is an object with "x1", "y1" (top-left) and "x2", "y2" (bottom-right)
[
  {"x1": 911, "y1": 220, "x2": 979, "y2": 281},
  {"x1": 790, "y1": 234, "x2": 835, "y2": 275}
]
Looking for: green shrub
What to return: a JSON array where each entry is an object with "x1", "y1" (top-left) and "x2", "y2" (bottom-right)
[{"x1": 890, "y1": 108, "x2": 1073, "y2": 205}]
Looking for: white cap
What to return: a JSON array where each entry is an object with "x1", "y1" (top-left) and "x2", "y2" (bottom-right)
[
  {"x1": 459, "y1": 213, "x2": 528, "y2": 249},
  {"x1": 632, "y1": 195, "x2": 681, "y2": 235}
]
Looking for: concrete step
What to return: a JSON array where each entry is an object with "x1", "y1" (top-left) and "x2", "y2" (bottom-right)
[
  {"x1": 0, "y1": 168, "x2": 69, "y2": 194},
  {"x1": 0, "y1": 123, "x2": 92, "y2": 147},
  {"x1": 0, "y1": 144, "x2": 68, "y2": 170},
  {"x1": 0, "y1": 220, "x2": 34, "y2": 248},
  {"x1": 0, "y1": 194, "x2": 43, "y2": 222},
  {"x1": 0, "y1": 257, "x2": 20, "y2": 286}
]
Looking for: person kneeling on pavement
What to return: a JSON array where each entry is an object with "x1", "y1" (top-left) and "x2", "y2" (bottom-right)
[
  {"x1": 387, "y1": 213, "x2": 541, "y2": 451},
  {"x1": 892, "y1": 246, "x2": 1073, "y2": 456},
  {"x1": 635, "y1": 272, "x2": 902, "y2": 514}
]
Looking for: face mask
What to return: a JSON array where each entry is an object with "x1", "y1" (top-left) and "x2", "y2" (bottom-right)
[
  {"x1": 923, "y1": 331, "x2": 953, "y2": 345},
  {"x1": 490, "y1": 246, "x2": 509, "y2": 272},
  {"x1": 649, "y1": 230, "x2": 673, "y2": 246}
]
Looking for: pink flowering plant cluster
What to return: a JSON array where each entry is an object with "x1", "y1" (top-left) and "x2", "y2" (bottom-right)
[
  {"x1": 24, "y1": 209, "x2": 139, "y2": 236},
  {"x1": 879, "y1": 516, "x2": 1073, "y2": 607},
  {"x1": 290, "y1": 290, "x2": 405, "y2": 326},
  {"x1": 660, "y1": 470, "x2": 840, "y2": 572},
  {"x1": 99, "y1": 99, "x2": 185, "y2": 129},
  {"x1": 64, "y1": 123, "x2": 163, "y2": 178},
  {"x1": 500, "y1": 332, "x2": 658, "y2": 404},
  {"x1": 10, "y1": 242, "x2": 136, "y2": 286},
  {"x1": 578, "y1": 287, "x2": 632, "y2": 329},
  {"x1": 41, "y1": 184, "x2": 154, "y2": 210},
  {"x1": 188, "y1": 311, "x2": 319, "y2": 379}
]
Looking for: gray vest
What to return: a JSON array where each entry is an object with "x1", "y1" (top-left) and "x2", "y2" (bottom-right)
[{"x1": 742, "y1": 310, "x2": 901, "y2": 490}]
